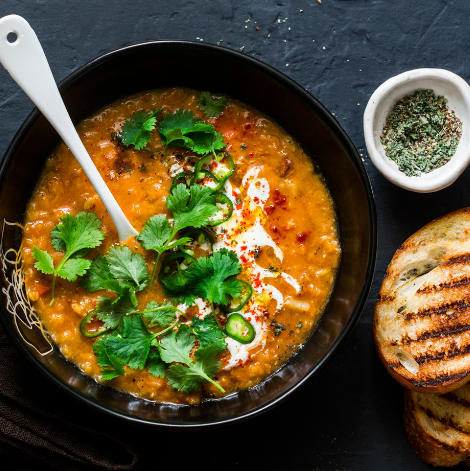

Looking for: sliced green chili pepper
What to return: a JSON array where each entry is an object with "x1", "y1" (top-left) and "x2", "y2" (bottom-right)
[
  {"x1": 212, "y1": 152, "x2": 235, "y2": 192},
  {"x1": 79, "y1": 310, "x2": 112, "y2": 338},
  {"x1": 191, "y1": 169, "x2": 220, "y2": 189},
  {"x1": 207, "y1": 193, "x2": 233, "y2": 227},
  {"x1": 190, "y1": 152, "x2": 235, "y2": 192},
  {"x1": 158, "y1": 252, "x2": 197, "y2": 281},
  {"x1": 180, "y1": 228, "x2": 214, "y2": 252},
  {"x1": 171, "y1": 172, "x2": 192, "y2": 191},
  {"x1": 222, "y1": 280, "x2": 253, "y2": 313},
  {"x1": 225, "y1": 313, "x2": 255, "y2": 344},
  {"x1": 190, "y1": 154, "x2": 212, "y2": 186}
]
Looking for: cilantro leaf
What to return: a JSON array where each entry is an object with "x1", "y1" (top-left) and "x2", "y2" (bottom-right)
[
  {"x1": 187, "y1": 248, "x2": 243, "y2": 306},
  {"x1": 79, "y1": 254, "x2": 124, "y2": 295},
  {"x1": 158, "y1": 109, "x2": 225, "y2": 156},
  {"x1": 190, "y1": 130, "x2": 225, "y2": 156},
  {"x1": 106, "y1": 246, "x2": 148, "y2": 292},
  {"x1": 146, "y1": 348, "x2": 167, "y2": 378},
  {"x1": 56, "y1": 258, "x2": 91, "y2": 282},
  {"x1": 93, "y1": 289, "x2": 137, "y2": 331},
  {"x1": 97, "y1": 316, "x2": 155, "y2": 373},
  {"x1": 33, "y1": 247, "x2": 54, "y2": 275},
  {"x1": 120, "y1": 109, "x2": 162, "y2": 150},
  {"x1": 191, "y1": 315, "x2": 226, "y2": 351},
  {"x1": 160, "y1": 265, "x2": 197, "y2": 306},
  {"x1": 51, "y1": 212, "x2": 103, "y2": 257},
  {"x1": 32, "y1": 212, "x2": 104, "y2": 304},
  {"x1": 93, "y1": 339, "x2": 125, "y2": 380},
  {"x1": 167, "y1": 183, "x2": 218, "y2": 232},
  {"x1": 143, "y1": 301, "x2": 177, "y2": 327},
  {"x1": 159, "y1": 109, "x2": 197, "y2": 138},
  {"x1": 159, "y1": 325, "x2": 223, "y2": 394},
  {"x1": 159, "y1": 323, "x2": 195, "y2": 364},
  {"x1": 197, "y1": 91, "x2": 227, "y2": 118},
  {"x1": 137, "y1": 215, "x2": 172, "y2": 252}
]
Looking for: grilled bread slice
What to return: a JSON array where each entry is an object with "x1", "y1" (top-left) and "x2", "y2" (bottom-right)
[
  {"x1": 404, "y1": 384, "x2": 470, "y2": 467},
  {"x1": 374, "y1": 208, "x2": 470, "y2": 394}
]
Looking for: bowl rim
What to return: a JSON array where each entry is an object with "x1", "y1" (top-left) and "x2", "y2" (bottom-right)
[
  {"x1": 363, "y1": 67, "x2": 470, "y2": 193},
  {"x1": 0, "y1": 39, "x2": 377, "y2": 428}
]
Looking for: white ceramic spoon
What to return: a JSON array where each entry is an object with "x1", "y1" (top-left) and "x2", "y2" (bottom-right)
[{"x1": 0, "y1": 14, "x2": 138, "y2": 242}]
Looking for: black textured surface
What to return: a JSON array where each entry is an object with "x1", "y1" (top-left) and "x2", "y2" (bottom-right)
[{"x1": 1, "y1": 0, "x2": 469, "y2": 470}]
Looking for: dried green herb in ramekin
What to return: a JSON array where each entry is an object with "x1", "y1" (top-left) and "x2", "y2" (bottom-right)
[{"x1": 380, "y1": 89, "x2": 462, "y2": 177}]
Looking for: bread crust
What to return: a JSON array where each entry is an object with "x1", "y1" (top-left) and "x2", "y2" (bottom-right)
[{"x1": 374, "y1": 208, "x2": 470, "y2": 394}]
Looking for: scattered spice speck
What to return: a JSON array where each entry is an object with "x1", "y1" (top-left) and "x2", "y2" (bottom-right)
[{"x1": 381, "y1": 89, "x2": 462, "y2": 177}]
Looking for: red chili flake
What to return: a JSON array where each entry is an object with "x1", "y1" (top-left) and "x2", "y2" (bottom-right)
[
  {"x1": 265, "y1": 205, "x2": 276, "y2": 215},
  {"x1": 240, "y1": 255, "x2": 248, "y2": 264},
  {"x1": 252, "y1": 272, "x2": 262, "y2": 288},
  {"x1": 296, "y1": 232, "x2": 310, "y2": 243},
  {"x1": 271, "y1": 225, "x2": 279, "y2": 233},
  {"x1": 273, "y1": 189, "x2": 287, "y2": 206},
  {"x1": 244, "y1": 123, "x2": 251, "y2": 130},
  {"x1": 253, "y1": 196, "x2": 260, "y2": 204},
  {"x1": 241, "y1": 245, "x2": 248, "y2": 251},
  {"x1": 249, "y1": 152, "x2": 254, "y2": 157}
]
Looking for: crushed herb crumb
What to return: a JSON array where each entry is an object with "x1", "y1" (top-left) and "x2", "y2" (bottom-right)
[{"x1": 271, "y1": 319, "x2": 286, "y2": 336}]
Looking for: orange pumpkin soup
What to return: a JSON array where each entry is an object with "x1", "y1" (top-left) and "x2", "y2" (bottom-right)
[{"x1": 21, "y1": 88, "x2": 340, "y2": 404}]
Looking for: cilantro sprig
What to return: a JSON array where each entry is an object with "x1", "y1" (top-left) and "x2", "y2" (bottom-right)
[
  {"x1": 160, "y1": 248, "x2": 245, "y2": 327},
  {"x1": 33, "y1": 212, "x2": 104, "y2": 305},
  {"x1": 138, "y1": 183, "x2": 218, "y2": 289},
  {"x1": 120, "y1": 109, "x2": 162, "y2": 150},
  {"x1": 159, "y1": 109, "x2": 225, "y2": 156},
  {"x1": 94, "y1": 316, "x2": 224, "y2": 393},
  {"x1": 81, "y1": 246, "x2": 148, "y2": 298},
  {"x1": 159, "y1": 324, "x2": 224, "y2": 393},
  {"x1": 197, "y1": 91, "x2": 227, "y2": 118}
]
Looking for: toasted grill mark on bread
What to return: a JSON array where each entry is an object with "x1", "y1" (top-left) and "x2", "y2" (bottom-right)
[
  {"x1": 403, "y1": 300, "x2": 469, "y2": 321},
  {"x1": 418, "y1": 276, "x2": 470, "y2": 294},
  {"x1": 415, "y1": 344, "x2": 470, "y2": 365},
  {"x1": 377, "y1": 294, "x2": 395, "y2": 302},
  {"x1": 441, "y1": 254, "x2": 470, "y2": 267},
  {"x1": 442, "y1": 392, "x2": 470, "y2": 409},
  {"x1": 400, "y1": 323, "x2": 470, "y2": 344},
  {"x1": 410, "y1": 372, "x2": 468, "y2": 388},
  {"x1": 420, "y1": 407, "x2": 470, "y2": 438}
]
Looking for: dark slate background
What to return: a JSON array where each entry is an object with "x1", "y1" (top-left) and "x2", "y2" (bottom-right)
[{"x1": 2, "y1": 0, "x2": 470, "y2": 470}]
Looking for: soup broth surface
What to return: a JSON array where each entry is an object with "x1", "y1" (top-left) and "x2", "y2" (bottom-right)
[{"x1": 22, "y1": 88, "x2": 340, "y2": 404}]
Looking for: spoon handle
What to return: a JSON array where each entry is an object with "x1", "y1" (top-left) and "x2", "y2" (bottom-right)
[{"x1": 0, "y1": 15, "x2": 138, "y2": 242}]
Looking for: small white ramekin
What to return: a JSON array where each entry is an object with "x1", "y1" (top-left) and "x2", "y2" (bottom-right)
[{"x1": 364, "y1": 68, "x2": 470, "y2": 192}]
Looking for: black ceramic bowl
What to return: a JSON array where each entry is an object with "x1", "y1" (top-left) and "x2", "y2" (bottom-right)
[{"x1": 0, "y1": 41, "x2": 376, "y2": 427}]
